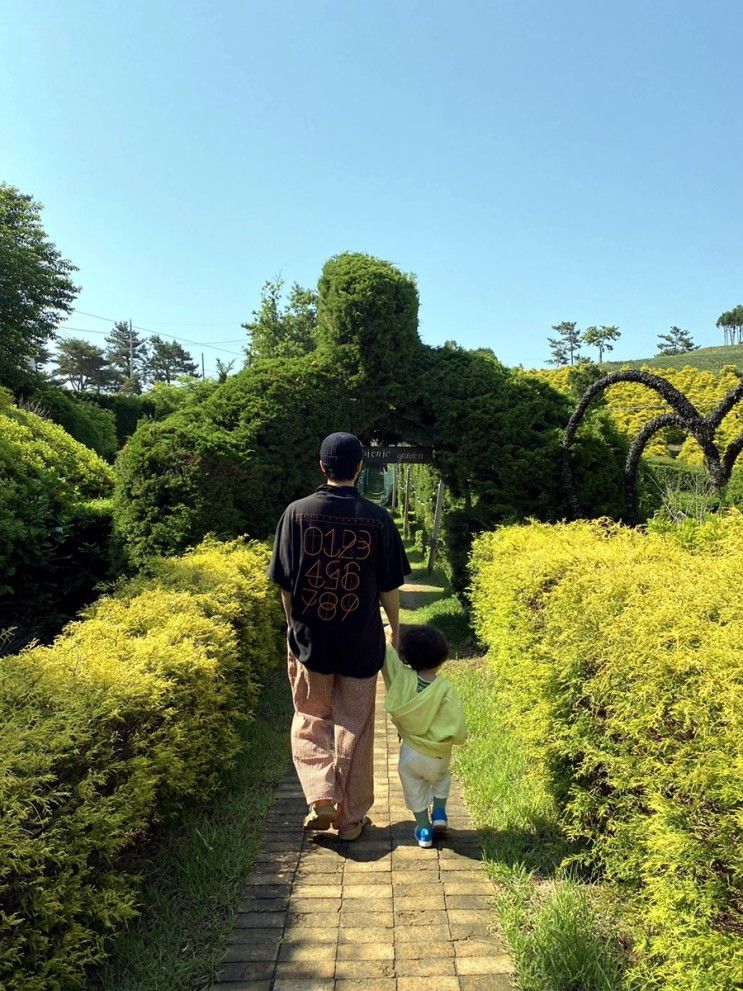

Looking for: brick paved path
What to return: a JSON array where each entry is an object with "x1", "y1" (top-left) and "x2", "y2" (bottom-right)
[{"x1": 213, "y1": 673, "x2": 515, "y2": 991}]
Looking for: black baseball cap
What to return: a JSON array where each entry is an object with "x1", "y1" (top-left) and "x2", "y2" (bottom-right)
[{"x1": 320, "y1": 432, "x2": 364, "y2": 478}]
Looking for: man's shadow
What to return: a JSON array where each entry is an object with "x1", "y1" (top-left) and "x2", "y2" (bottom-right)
[{"x1": 308, "y1": 820, "x2": 483, "y2": 862}]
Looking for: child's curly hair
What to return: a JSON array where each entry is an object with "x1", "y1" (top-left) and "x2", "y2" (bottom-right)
[{"x1": 399, "y1": 625, "x2": 449, "y2": 672}]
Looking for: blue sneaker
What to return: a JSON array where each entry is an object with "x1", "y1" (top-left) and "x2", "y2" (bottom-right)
[
  {"x1": 431, "y1": 807, "x2": 448, "y2": 833},
  {"x1": 414, "y1": 826, "x2": 433, "y2": 848}
]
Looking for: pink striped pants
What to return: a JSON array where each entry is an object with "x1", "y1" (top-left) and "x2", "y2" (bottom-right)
[{"x1": 287, "y1": 653, "x2": 377, "y2": 831}]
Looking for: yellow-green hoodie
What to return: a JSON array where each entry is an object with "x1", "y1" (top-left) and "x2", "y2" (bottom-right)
[{"x1": 381, "y1": 644, "x2": 468, "y2": 758}]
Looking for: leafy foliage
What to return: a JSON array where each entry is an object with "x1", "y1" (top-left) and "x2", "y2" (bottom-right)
[
  {"x1": 716, "y1": 305, "x2": 743, "y2": 346},
  {"x1": 242, "y1": 277, "x2": 318, "y2": 362},
  {"x1": 0, "y1": 183, "x2": 79, "y2": 388},
  {"x1": 0, "y1": 537, "x2": 283, "y2": 990},
  {"x1": 115, "y1": 253, "x2": 626, "y2": 570},
  {"x1": 537, "y1": 363, "x2": 743, "y2": 465},
  {"x1": 16, "y1": 384, "x2": 118, "y2": 459},
  {"x1": 104, "y1": 320, "x2": 149, "y2": 393},
  {"x1": 113, "y1": 355, "x2": 356, "y2": 566},
  {"x1": 52, "y1": 336, "x2": 118, "y2": 392},
  {"x1": 657, "y1": 325, "x2": 699, "y2": 356},
  {"x1": 547, "y1": 321, "x2": 582, "y2": 366},
  {"x1": 147, "y1": 335, "x2": 199, "y2": 383},
  {"x1": 470, "y1": 513, "x2": 743, "y2": 991},
  {"x1": 582, "y1": 324, "x2": 621, "y2": 363},
  {"x1": 0, "y1": 388, "x2": 115, "y2": 626}
]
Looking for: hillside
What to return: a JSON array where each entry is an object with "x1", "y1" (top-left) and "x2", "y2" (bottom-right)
[{"x1": 603, "y1": 343, "x2": 743, "y2": 373}]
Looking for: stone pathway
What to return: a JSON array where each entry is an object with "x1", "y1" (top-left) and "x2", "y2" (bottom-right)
[{"x1": 212, "y1": 677, "x2": 515, "y2": 991}]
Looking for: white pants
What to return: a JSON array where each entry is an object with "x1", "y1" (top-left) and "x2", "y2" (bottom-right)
[{"x1": 398, "y1": 741, "x2": 452, "y2": 814}]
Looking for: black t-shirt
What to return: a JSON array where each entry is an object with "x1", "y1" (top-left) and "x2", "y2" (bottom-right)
[{"x1": 268, "y1": 485, "x2": 411, "y2": 677}]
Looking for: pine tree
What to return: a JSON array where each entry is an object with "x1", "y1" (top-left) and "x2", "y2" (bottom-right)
[
  {"x1": 148, "y1": 335, "x2": 199, "y2": 383},
  {"x1": 582, "y1": 325, "x2": 621, "y2": 363},
  {"x1": 53, "y1": 338, "x2": 116, "y2": 392},
  {"x1": 656, "y1": 326, "x2": 700, "y2": 355},
  {"x1": 548, "y1": 321, "x2": 582, "y2": 366},
  {"x1": 104, "y1": 321, "x2": 149, "y2": 389}
]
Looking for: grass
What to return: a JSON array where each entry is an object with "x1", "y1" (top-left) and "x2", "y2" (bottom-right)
[
  {"x1": 397, "y1": 542, "x2": 475, "y2": 655},
  {"x1": 398, "y1": 533, "x2": 633, "y2": 991},
  {"x1": 89, "y1": 664, "x2": 293, "y2": 991},
  {"x1": 603, "y1": 343, "x2": 743, "y2": 374}
]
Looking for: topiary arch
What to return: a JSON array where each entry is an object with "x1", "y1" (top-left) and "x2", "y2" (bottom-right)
[
  {"x1": 114, "y1": 253, "x2": 627, "y2": 568},
  {"x1": 562, "y1": 369, "x2": 743, "y2": 521}
]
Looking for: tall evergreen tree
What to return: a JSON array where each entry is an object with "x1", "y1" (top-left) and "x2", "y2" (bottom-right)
[
  {"x1": 548, "y1": 321, "x2": 582, "y2": 365},
  {"x1": 148, "y1": 335, "x2": 199, "y2": 383},
  {"x1": 104, "y1": 320, "x2": 149, "y2": 390},
  {"x1": 53, "y1": 338, "x2": 115, "y2": 392},
  {"x1": 0, "y1": 183, "x2": 79, "y2": 387},
  {"x1": 582, "y1": 325, "x2": 621, "y2": 363},
  {"x1": 716, "y1": 306, "x2": 743, "y2": 346}
]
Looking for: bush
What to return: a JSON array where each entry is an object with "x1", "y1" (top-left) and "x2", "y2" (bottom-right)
[
  {"x1": 536, "y1": 362, "x2": 743, "y2": 465},
  {"x1": 470, "y1": 513, "x2": 743, "y2": 991},
  {"x1": 113, "y1": 356, "x2": 355, "y2": 567},
  {"x1": 0, "y1": 537, "x2": 284, "y2": 991},
  {"x1": 114, "y1": 254, "x2": 627, "y2": 570},
  {"x1": 19, "y1": 385, "x2": 118, "y2": 459},
  {"x1": 403, "y1": 355, "x2": 627, "y2": 591},
  {"x1": 79, "y1": 392, "x2": 158, "y2": 447},
  {"x1": 0, "y1": 389, "x2": 114, "y2": 625}
]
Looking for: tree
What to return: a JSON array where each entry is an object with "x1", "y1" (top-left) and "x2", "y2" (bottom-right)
[
  {"x1": 147, "y1": 335, "x2": 199, "y2": 383},
  {"x1": 242, "y1": 278, "x2": 318, "y2": 363},
  {"x1": 215, "y1": 358, "x2": 235, "y2": 382},
  {"x1": 656, "y1": 326, "x2": 700, "y2": 356},
  {"x1": 548, "y1": 322, "x2": 579, "y2": 366},
  {"x1": 0, "y1": 184, "x2": 80, "y2": 387},
  {"x1": 30, "y1": 342, "x2": 53, "y2": 376},
  {"x1": 104, "y1": 320, "x2": 149, "y2": 390},
  {"x1": 548, "y1": 321, "x2": 582, "y2": 366},
  {"x1": 53, "y1": 338, "x2": 116, "y2": 392},
  {"x1": 716, "y1": 306, "x2": 743, "y2": 346},
  {"x1": 582, "y1": 325, "x2": 621, "y2": 363}
]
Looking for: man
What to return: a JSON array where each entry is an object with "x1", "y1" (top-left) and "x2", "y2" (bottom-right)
[{"x1": 268, "y1": 432, "x2": 410, "y2": 841}]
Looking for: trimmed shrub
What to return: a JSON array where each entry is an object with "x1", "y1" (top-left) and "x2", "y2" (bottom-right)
[
  {"x1": 114, "y1": 254, "x2": 626, "y2": 572},
  {"x1": 19, "y1": 385, "x2": 118, "y2": 459},
  {"x1": 78, "y1": 392, "x2": 158, "y2": 447},
  {"x1": 469, "y1": 513, "x2": 743, "y2": 991},
  {"x1": 402, "y1": 352, "x2": 626, "y2": 590},
  {"x1": 0, "y1": 537, "x2": 283, "y2": 991},
  {"x1": 113, "y1": 355, "x2": 356, "y2": 567},
  {"x1": 0, "y1": 389, "x2": 114, "y2": 624},
  {"x1": 535, "y1": 362, "x2": 743, "y2": 464}
]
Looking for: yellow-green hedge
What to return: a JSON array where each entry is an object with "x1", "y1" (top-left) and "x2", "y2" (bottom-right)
[
  {"x1": 0, "y1": 537, "x2": 283, "y2": 991},
  {"x1": 533, "y1": 363, "x2": 743, "y2": 462},
  {"x1": 470, "y1": 513, "x2": 743, "y2": 991}
]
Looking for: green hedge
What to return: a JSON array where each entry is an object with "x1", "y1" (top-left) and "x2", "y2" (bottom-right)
[
  {"x1": 18, "y1": 385, "x2": 118, "y2": 459},
  {"x1": 470, "y1": 513, "x2": 743, "y2": 991},
  {"x1": 0, "y1": 537, "x2": 283, "y2": 990},
  {"x1": 0, "y1": 389, "x2": 114, "y2": 626},
  {"x1": 78, "y1": 392, "x2": 158, "y2": 447}
]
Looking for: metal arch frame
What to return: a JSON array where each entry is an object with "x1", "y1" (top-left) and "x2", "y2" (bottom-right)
[{"x1": 562, "y1": 369, "x2": 743, "y2": 521}]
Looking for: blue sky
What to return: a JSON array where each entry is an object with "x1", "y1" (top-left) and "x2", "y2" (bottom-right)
[{"x1": 2, "y1": 0, "x2": 741, "y2": 375}]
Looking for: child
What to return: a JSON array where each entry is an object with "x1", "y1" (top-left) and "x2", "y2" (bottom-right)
[{"x1": 382, "y1": 625, "x2": 468, "y2": 848}]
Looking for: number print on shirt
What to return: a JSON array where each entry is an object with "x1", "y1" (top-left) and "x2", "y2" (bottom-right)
[{"x1": 300, "y1": 525, "x2": 371, "y2": 621}]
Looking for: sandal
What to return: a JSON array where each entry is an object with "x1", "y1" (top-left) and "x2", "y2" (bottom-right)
[
  {"x1": 337, "y1": 815, "x2": 371, "y2": 841},
  {"x1": 303, "y1": 802, "x2": 336, "y2": 831}
]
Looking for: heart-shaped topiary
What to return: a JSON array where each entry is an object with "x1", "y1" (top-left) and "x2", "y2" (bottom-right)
[{"x1": 563, "y1": 369, "x2": 743, "y2": 521}]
